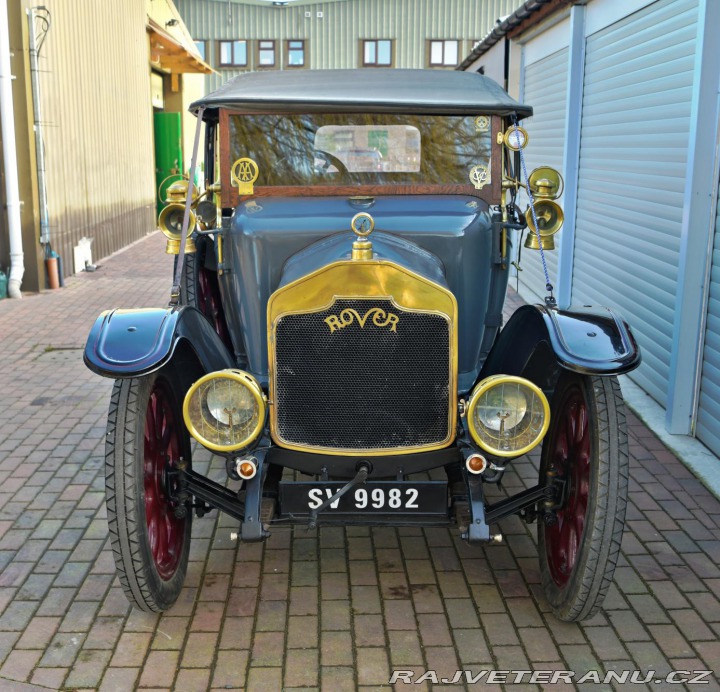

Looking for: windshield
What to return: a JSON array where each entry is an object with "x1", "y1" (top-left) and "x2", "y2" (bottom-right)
[{"x1": 228, "y1": 113, "x2": 492, "y2": 187}]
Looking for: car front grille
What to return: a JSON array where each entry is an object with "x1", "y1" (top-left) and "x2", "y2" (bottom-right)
[{"x1": 273, "y1": 298, "x2": 452, "y2": 453}]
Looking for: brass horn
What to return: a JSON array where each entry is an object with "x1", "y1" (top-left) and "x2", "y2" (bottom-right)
[{"x1": 158, "y1": 203, "x2": 197, "y2": 255}]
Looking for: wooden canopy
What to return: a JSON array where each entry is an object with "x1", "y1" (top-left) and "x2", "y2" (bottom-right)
[{"x1": 147, "y1": 19, "x2": 214, "y2": 76}]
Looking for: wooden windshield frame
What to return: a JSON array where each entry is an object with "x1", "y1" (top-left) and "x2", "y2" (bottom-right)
[{"x1": 219, "y1": 109, "x2": 502, "y2": 207}]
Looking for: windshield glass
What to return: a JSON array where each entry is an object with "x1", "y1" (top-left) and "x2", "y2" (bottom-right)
[
  {"x1": 314, "y1": 125, "x2": 421, "y2": 173},
  {"x1": 228, "y1": 113, "x2": 492, "y2": 187}
]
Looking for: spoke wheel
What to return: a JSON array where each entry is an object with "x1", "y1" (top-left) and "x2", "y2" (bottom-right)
[
  {"x1": 143, "y1": 380, "x2": 185, "y2": 580},
  {"x1": 106, "y1": 370, "x2": 192, "y2": 612},
  {"x1": 197, "y1": 265, "x2": 231, "y2": 348},
  {"x1": 538, "y1": 373, "x2": 628, "y2": 622},
  {"x1": 545, "y1": 387, "x2": 590, "y2": 587}
]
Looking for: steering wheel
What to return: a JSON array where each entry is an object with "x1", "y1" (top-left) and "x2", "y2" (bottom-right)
[{"x1": 314, "y1": 150, "x2": 348, "y2": 174}]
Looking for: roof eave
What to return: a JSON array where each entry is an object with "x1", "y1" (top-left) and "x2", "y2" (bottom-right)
[
  {"x1": 147, "y1": 19, "x2": 215, "y2": 75},
  {"x1": 457, "y1": 0, "x2": 572, "y2": 71}
]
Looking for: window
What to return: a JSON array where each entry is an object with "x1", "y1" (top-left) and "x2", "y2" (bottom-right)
[
  {"x1": 194, "y1": 40, "x2": 206, "y2": 62},
  {"x1": 362, "y1": 39, "x2": 392, "y2": 67},
  {"x1": 287, "y1": 40, "x2": 305, "y2": 67},
  {"x1": 429, "y1": 40, "x2": 459, "y2": 66},
  {"x1": 314, "y1": 125, "x2": 421, "y2": 173},
  {"x1": 219, "y1": 40, "x2": 247, "y2": 67},
  {"x1": 258, "y1": 40, "x2": 276, "y2": 67}
]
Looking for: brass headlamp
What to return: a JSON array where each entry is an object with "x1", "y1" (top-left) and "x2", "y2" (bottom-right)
[
  {"x1": 524, "y1": 167, "x2": 564, "y2": 251},
  {"x1": 466, "y1": 375, "x2": 550, "y2": 457},
  {"x1": 183, "y1": 369, "x2": 266, "y2": 453},
  {"x1": 157, "y1": 181, "x2": 222, "y2": 255},
  {"x1": 158, "y1": 204, "x2": 197, "y2": 255}
]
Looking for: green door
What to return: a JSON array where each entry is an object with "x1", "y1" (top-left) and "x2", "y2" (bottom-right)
[{"x1": 154, "y1": 112, "x2": 183, "y2": 216}]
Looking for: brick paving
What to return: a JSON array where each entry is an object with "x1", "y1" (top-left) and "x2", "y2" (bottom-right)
[{"x1": 0, "y1": 231, "x2": 719, "y2": 690}]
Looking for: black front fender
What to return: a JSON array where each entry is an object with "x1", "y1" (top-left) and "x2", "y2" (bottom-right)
[
  {"x1": 478, "y1": 304, "x2": 641, "y2": 389},
  {"x1": 84, "y1": 306, "x2": 235, "y2": 378}
]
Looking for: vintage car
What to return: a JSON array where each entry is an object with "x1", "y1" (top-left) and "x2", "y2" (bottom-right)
[{"x1": 84, "y1": 69, "x2": 640, "y2": 622}]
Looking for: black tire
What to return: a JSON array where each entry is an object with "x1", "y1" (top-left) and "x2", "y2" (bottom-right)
[
  {"x1": 105, "y1": 370, "x2": 192, "y2": 612},
  {"x1": 179, "y1": 247, "x2": 199, "y2": 309},
  {"x1": 179, "y1": 235, "x2": 205, "y2": 311},
  {"x1": 538, "y1": 372, "x2": 628, "y2": 622},
  {"x1": 180, "y1": 236, "x2": 232, "y2": 350}
]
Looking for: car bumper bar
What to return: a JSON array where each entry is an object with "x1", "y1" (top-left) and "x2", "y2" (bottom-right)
[{"x1": 171, "y1": 462, "x2": 559, "y2": 544}]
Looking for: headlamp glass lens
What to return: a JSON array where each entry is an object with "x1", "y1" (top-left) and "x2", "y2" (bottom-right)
[
  {"x1": 205, "y1": 379, "x2": 256, "y2": 428},
  {"x1": 476, "y1": 386, "x2": 528, "y2": 432}
]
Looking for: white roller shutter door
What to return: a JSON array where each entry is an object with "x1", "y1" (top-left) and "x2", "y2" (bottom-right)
[
  {"x1": 517, "y1": 48, "x2": 568, "y2": 303},
  {"x1": 696, "y1": 181, "x2": 720, "y2": 455},
  {"x1": 571, "y1": 0, "x2": 698, "y2": 406}
]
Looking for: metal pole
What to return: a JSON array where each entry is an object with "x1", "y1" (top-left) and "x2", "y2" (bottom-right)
[
  {"x1": 0, "y1": 0, "x2": 24, "y2": 297},
  {"x1": 27, "y1": 7, "x2": 50, "y2": 247}
]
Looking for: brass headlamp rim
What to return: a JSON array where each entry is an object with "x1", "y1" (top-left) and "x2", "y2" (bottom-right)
[
  {"x1": 525, "y1": 199, "x2": 564, "y2": 236},
  {"x1": 158, "y1": 204, "x2": 197, "y2": 240},
  {"x1": 466, "y1": 374, "x2": 551, "y2": 458},
  {"x1": 182, "y1": 369, "x2": 266, "y2": 453}
]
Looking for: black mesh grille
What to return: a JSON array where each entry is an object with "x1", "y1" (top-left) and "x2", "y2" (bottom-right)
[{"x1": 274, "y1": 299, "x2": 451, "y2": 451}]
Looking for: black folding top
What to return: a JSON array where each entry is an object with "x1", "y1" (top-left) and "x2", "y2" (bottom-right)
[{"x1": 190, "y1": 69, "x2": 532, "y2": 118}]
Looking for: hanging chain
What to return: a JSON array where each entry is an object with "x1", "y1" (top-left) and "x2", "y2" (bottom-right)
[{"x1": 511, "y1": 115, "x2": 556, "y2": 307}]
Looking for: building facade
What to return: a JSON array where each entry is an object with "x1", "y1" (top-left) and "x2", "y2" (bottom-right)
[
  {"x1": 461, "y1": 0, "x2": 720, "y2": 460},
  {"x1": 0, "y1": 0, "x2": 209, "y2": 293},
  {"x1": 175, "y1": 0, "x2": 521, "y2": 93}
]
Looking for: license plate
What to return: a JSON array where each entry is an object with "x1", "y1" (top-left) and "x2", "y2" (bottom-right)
[{"x1": 279, "y1": 481, "x2": 448, "y2": 515}]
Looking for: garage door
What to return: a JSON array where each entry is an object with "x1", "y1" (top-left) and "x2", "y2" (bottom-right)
[
  {"x1": 696, "y1": 179, "x2": 720, "y2": 455},
  {"x1": 571, "y1": 0, "x2": 698, "y2": 406},
  {"x1": 516, "y1": 48, "x2": 568, "y2": 303}
]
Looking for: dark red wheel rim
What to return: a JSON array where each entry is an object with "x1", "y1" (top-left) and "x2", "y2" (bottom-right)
[
  {"x1": 198, "y1": 266, "x2": 232, "y2": 350},
  {"x1": 544, "y1": 387, "x2": 591, "y2": 587},
  {"x1": 144, "y1": 380, "x2": 186, "y2": 581}
]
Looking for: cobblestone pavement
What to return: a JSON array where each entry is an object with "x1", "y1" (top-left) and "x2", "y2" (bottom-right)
[{"x1": 0, "y1": 231, "x2": 719, "y2": 691}]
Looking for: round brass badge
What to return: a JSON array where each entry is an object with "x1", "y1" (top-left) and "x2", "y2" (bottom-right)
[{"x1": 469, "y1": 165, "x2": 490, "y2": 190}]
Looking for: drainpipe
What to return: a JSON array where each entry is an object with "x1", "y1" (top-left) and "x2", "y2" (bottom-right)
[
  {"x1": 0, "y1": 0, "x2": 24, "y2": 298},
  {"x1": 27, "y1": 8, "x2": 50, "y2": 248}
]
